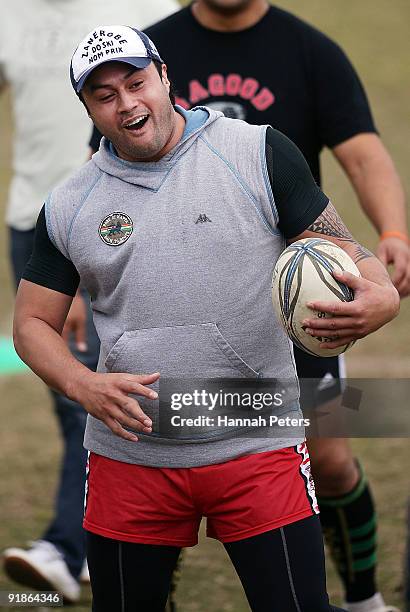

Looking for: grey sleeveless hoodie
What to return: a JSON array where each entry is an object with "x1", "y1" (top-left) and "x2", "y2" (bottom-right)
[{"x1": 46, "y1": 106, "x2": 303, "y2": 468}]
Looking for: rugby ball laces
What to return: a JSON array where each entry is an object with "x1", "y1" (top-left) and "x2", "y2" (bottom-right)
[{"x1": 271, "y1": 238, "x2": 360, "y2": 357}]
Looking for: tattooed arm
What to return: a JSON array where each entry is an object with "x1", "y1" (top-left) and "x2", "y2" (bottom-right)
[
  {"x1": 294, "y1": 200, "x2": 389, "y2": 276},
  {"x1": 287, "y1": 201, "x2": 400, "y2": 348},
  {"x1": 264, "y1": 130, "x2": 398, "y2": 346}
]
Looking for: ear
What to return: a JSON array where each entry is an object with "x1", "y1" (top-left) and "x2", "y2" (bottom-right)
[{"x1": 161, "y1": 63, "x2": 170, "y2": 90}]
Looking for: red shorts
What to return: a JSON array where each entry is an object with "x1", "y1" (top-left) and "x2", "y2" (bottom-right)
[{"x1": 83, "y1": 443, "x2": 318, "y2": 547}]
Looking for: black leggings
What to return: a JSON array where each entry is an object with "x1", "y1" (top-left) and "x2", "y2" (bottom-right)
[{"x1": 87, "y1": 515, "x2": 346, "y2": 612}]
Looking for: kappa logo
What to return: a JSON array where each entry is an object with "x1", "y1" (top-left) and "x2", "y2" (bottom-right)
[
  {"x1": 195, "y1": 214, "x2": 212, "y2": 224},
  {"x1": 99, "y1": 212, "x2": 133, "y2": 246}
]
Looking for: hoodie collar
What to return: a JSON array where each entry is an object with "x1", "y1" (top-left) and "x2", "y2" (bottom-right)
[{"x1": 92, "y1": 105, "x2": 221, "y2": 190}]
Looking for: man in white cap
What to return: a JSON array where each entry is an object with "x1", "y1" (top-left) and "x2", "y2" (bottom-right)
[{"x1": 13, "y1": 23, "x2": 399, "y2": 611}]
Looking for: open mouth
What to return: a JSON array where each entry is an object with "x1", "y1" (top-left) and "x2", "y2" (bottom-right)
[{"x1": 124, "y1": 115, "x2": 149, "y2": 131}]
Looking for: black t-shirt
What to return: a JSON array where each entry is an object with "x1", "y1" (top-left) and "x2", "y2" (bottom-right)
[
  {"x1": 90, "y1": 5, "x2": 377, "y2": 185},
  {"x1": 23, "y1": 128, "x2": 329, "y2": 295}
]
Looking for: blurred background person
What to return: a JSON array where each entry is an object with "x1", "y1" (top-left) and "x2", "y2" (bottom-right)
[
  {"x1": 96, "y1": 1, "x2": 410, "y2": 610},
  {"x1": 0, "y1": 0, "x2": 177, "y2": 604}
]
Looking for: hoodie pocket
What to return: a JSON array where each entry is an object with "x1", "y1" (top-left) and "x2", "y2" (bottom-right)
[
  {"x1": 104, "y1": 322, "x2": 259, "y2": 379},
  {"x1": 104, "y1": 323, "x2": 260, "y2": 440}
]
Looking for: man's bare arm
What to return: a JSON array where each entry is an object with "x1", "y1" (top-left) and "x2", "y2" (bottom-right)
[
  {"x1": 333, "y1": 133, "x2": 410, "y2": 296},
  {"x1": 298, "y1": 201, "x2": 386, "y2": 280},
  {"x1": 14, "y1": 281, "x2": 78, "y2": 391},
  {"x1": 287, "y1": 202, "x2": 400, "y2": 349},
  {"x1": 14, "y1": 280, "x2": 158, "y2": 441}
]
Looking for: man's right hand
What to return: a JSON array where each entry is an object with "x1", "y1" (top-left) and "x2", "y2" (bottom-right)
[
  {"x1": 69, "y1": 371, "x2": 160, "y2": 441},
  {"x1": 377, "y1": 236, "x2": 410, "y2": 298}
]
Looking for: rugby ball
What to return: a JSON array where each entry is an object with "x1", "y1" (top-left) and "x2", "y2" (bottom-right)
[{"x1": 272, "y1": 238, "x2": 360, "y2": 357}]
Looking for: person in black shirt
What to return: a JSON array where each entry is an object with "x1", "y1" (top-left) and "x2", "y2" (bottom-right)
[{"x1": 89, "y1": 3, "x2": 408, "y2": 611}]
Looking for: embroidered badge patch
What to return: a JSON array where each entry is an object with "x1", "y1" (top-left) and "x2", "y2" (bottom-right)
[{"x1": 99, "y1": 212, "x2": 133, "y2": 246}]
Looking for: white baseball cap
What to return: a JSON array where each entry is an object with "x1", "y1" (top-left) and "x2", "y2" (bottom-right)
[{"x1": 70, "y1": 25, "x2": 163, "y2": 93}]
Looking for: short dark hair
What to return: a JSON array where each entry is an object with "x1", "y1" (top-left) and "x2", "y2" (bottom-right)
[{"x1": 153, "y1": 60, "x2": 176, "y2": 106}]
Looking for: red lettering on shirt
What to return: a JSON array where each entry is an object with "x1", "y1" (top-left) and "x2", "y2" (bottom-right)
[
  {"x1": 225, "y1": 74, "x2": 242, "y2": 96},
  {"x1": 175, "y1": 96, "x2": 190, "y2": 110},
  {"x1": 189, "y1": 80, "x2": 209, "y2": 104},
  {"x1": 208, "y1": 74, "x2": 225, "y2": 96},
  {"x1": 251, "y1": 87, "x2": 275, "y2": 111},
  {"x1": 240, "y1": 78, "x2": 259, "y2": 100},
  {"x1": 187, "y1": 75, "x2": 275, "y2": 112}
]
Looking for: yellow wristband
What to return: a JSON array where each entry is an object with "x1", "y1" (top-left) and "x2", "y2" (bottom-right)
[{"x1": 379, "y1": 231, "x2": 410, "y2": 245}]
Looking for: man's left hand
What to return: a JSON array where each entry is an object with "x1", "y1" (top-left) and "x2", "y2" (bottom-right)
[
  {"x1": 302, "y1": 270, "x2": 400, "y2": 349},
  {"x1": 377, "y1": 236, "x2": 410, "y2": 298}
]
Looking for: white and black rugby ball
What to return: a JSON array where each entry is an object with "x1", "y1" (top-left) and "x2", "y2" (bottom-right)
[{"x1": 272, "y1": 238, "x2": 360, "y2": 357}]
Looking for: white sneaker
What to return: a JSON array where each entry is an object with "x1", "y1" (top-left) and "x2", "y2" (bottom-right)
[
  {"x1": 80, "y1": 559, "x2": 90, "y2": 584},
  {"x1": 344, "y1": 592, "x2": 401, "y2": 612},
  {"x1": 2, "y1": 540, "x2": 80, "y2": 603}
]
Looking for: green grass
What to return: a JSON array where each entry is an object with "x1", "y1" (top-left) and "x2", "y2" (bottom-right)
[{"x1": 0, "y1": 2, "x2": 409, "y2": 610}]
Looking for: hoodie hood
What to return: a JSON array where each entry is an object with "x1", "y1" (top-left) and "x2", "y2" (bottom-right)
[{"x1": 92, "y1": 106, "x2": 222, "y2": 190}]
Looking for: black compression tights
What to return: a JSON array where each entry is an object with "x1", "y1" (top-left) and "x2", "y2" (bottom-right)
[{"x1": 87, "y1": 515, "x2": 346, "y2": 612}]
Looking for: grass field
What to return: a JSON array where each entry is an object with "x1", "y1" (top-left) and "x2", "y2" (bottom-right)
[{"x1": 0, "y1": 1, "x2": 409, "y2": 610}]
